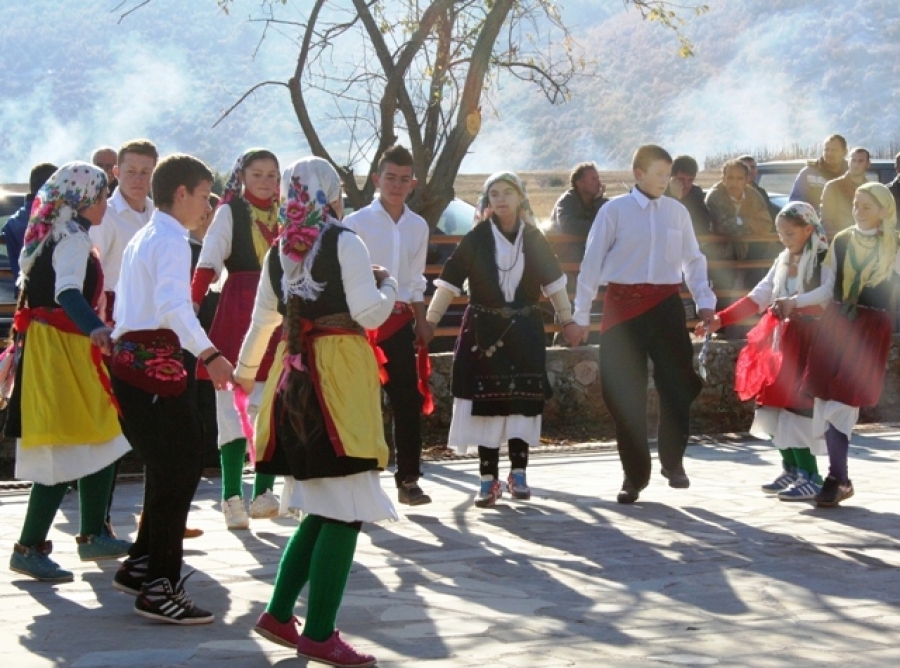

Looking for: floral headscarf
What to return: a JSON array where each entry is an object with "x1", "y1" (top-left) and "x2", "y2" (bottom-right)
[
  {"x1": 279, "y1": 157, "x2": 343, "y2": 301},
  {"x1": 772, "y1": 201, "x2": 829, "y2": 295},
  {"x1": 219, "y1": 148, "x2": 280, "y2": 207},
  {"x1": 474, "y1": 171, "x2": 536, "y2": 227},
  {"x1": 18, "y1": 162, "x2": 107, "y2": 288}
]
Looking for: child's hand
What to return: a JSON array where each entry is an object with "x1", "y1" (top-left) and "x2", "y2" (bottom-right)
[
  {"x1": 694, "y1": 314, "x2": 721, "y2": 337},
  {"x1": 372, "y1": 265, "x2": 390, "y2": 287},
  {"x1": 772, "y1": 297, "x2": 797, "y2": 319}
]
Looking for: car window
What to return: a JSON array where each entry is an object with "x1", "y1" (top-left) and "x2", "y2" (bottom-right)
[{"x1": 757, "y1": 171, "x2": 799, "y2": 196}]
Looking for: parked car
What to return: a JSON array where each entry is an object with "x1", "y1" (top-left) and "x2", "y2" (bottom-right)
[
  {"x1": 0, "y1": 190, "x2": 26, "y2": 337},
  {"x1": 756, "y1": 159, "x2": 897, "y2": 213}
]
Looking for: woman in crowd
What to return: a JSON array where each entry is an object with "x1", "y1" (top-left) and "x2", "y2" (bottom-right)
[
  {"x1": 190, "y1": 149, "x2": 283, "y2": 529},
  {"x1": 803, "y1": 182, "x2": 899, "y2": 507},
  {"x1": 237, "y1": 157, "x2": 396, "y2": 666},
  {"x1": 425, "y1": 172, "x2": 577, "y2": 507},
  {"x1": 697, "y1": 202, "x2": 832, "y2": 500},
  {"x1": 6, "y1": 162, "x2": 131, "y2": 582}
]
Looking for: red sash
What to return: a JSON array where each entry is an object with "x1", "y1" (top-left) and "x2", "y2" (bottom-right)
[
  {"x1": 110, "y1": 329, "x2": 188, "y2": 397},
  {"x1": 601, "y1": 283, "x2": 681, "y2": 332}
]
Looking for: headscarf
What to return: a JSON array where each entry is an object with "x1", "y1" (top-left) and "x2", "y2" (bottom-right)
[
  {"x1": 279, "y1": 157, "x2": 343, "y2": 301},
  {"x1": 219, "y1": 148, "x2": 280, "y2": 207},
  {"x1": 772, "y1": 201, "x2": 829, "y2": 296},
  {"x1": 17, "y1": 162, "x2": 107, "y2": 288},
  {"x1": 474, "y1": 171, "x2": 536, "y2": 227},
  {"x1": 833, "y1": 181, "x2": 898, "y2": 308}
]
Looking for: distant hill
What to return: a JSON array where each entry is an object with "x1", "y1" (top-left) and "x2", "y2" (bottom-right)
[{"x1": 0, "y1": 0, "x2": 897, "y2": 181}]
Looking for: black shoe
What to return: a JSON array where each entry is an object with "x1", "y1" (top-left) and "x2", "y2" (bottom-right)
[
  {"x1": 617, "y1": 478, "x2": 640, "y2": 504},
  {"x1": 134, "y1": 572, "x2": 214, "y2": 625},
  {"x1": 815, "y1": 475, "x2": 854, "y2": 508},
  {"x1": 113, "y1": 554, "x2": 149, "y2": 596},
  {"x1": 398, "y1": 480, "x2": 432, "y2": 506},
  {"x1": 661, "y1": 468, "x2": 690, "y2": 489}
]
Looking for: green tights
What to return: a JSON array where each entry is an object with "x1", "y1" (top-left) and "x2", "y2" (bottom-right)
[
  {"x1": 266, "y1": 514, "x2": 361, "y2": 642},
  {"x1": 780, "y1": 447, "x2": 819, "y2": 477},
  {"x1": 18, "y1": 462, "x2": 116, "y2": 547},
  {"x1": 219, "y1": 438, "x2": 275, "y2": 500}
]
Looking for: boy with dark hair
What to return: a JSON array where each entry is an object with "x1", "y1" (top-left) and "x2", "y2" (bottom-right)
[
  {"x1": 110, "y1": 153, "x2": 234, "y2": 625},
  {"x1": 343, "y1": 145, "x2": 433, "y2": 505},
  {"x1": 665, "y1": 154, "x2": 711, "y2": 239},
  {"x1": 2, "y1": 162, "x2": 57, "y2": 284},
  {"x1": 568, "y1": 144, "x2": 716, "y2": 504}
]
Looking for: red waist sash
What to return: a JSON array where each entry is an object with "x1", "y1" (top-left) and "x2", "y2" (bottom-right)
[{"x1": 601, "y1": 283, "x2": 681, "y2": 332}]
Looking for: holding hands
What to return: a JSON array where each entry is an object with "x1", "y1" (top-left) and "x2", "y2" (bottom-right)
[{"x1": 562, "y1": 321, "x2": 585, "y2": 347}]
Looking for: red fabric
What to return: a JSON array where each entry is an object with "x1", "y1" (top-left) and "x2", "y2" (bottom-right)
[
  {"x1": 734, "y1": 308, "x2": 820, "y2": 407},
  {"x1": 717, "y1": 295, "x2": 761, "y2": 327},
  {"x1": 601, "y1": 283, "x2": 681, "y2": 332},
  {"x1": 368, "y1": 303, "x2": 433, "y2": 413},
  {"x1": 197, "y1": 270, "x2": 282, "y2": 381},
  {"x1": 190, "y1": 267, "x2": 216, "y2": 306},
  {"x1": 417, "y1": 346, "x2": 434, "y2": 415},
  {"x1": 15, "y1": 307, "x2": 120, "y2": 414},
  {"x1": 802, "y1": 302, "x2": 892, "y2": 407},
  {"x1": 110, "y1": 329, "x2": 187, "y2": 398}
]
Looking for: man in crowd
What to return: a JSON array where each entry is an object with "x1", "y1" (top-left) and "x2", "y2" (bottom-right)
[
  {"x1": 92, "y1": 146, "x2": 119, "y2": 194},
  {"x1": 2, "y1": 162, "x2": 57, "y2": 286},
  {"x1": 888, "y1": 151, "x2": 900, "y2": 215},
  {"x1": 820, "y1": 147, "x2": 871, "y2": 236},
  {"x1": 789, "y1": 134, "x2": 849, "y2": 209},
  {"x1": 549, "y1": 162, "x2": 608, "y2": 260},
  {"x1": 738, "y1": 154, "x2": 772, "y2": 215},
  {"x1": 665, "y1": 155, "x2": 711, "y2": 239}
]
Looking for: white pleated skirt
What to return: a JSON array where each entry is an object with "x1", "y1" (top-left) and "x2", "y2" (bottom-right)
[
  {"x1": 749, "y1": 406, "x2": 826, "y2": 455},
  {"x1": 289, "y1": 470, "x2": 398, "y2": 524},
  {"x1": 447, "y1": 398, "x2": 542, "y2": 455}
]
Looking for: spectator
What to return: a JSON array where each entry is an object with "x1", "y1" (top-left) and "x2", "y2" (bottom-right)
[
  {"x1": 820, "y1": 147, "x2": 871, "y2": 236},
  {"x1": 706, "y1": 159, "x2": 774, "y2": 290},
  {"x1": 738, "y1": 154, "x2": 772, "y2": 214},
  {"x1": 89, "y1": 139, "x2": 158, "y2": 324},
  {"x1": 1, "y1": 162, "x2": 56, "y2": 285},
  {"x1": 665, "y1": 155, "x2": 712, "y2": 239},
  {"x1": 789, "y1": 134, "x2": 849, "y2": 208},
  {"x1": 91, "y1": 146, "x2": 118, "y2": 194},
  {"x1": 888, "y1": 151, "x2": 900, "y2": 215},
  {"x1": 549, "y1": 162, "x2": 608, "y2": 260}
]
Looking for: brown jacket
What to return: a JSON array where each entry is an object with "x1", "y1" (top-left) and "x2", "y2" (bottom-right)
[{"x1": 820, "y1": 172, "x2": 869, "y2": 236}]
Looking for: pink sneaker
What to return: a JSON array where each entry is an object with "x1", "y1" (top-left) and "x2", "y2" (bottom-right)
[
  {"x1": 254, "y1": 611, "x2": 301, "y2": 649},
  {"x1": 296, "y1": 630, "x2": 376, "y2": 667}
]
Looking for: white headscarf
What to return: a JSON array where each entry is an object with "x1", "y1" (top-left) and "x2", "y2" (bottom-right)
[
  {"x1": 772, "y1": 201, "x2": 829, "y2": 297},
  {"x1": 278, "y1": 157, "x2": 343, "y2": 301}
]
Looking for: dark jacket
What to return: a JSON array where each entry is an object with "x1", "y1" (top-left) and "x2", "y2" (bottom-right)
[{"x1": 1, "y1": 194, "x2": 34, "y2": 283}]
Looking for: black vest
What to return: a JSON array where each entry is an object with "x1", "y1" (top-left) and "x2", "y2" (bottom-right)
[
  {"x1": 224, "y1": 198, "x2": 265, "y2": 273},
  {"x1": 25, "y1": 233, "x2": 99, "y2": 308},
  {"x1": 830, "y1": 231, "x2": 895, "y2": 310}
]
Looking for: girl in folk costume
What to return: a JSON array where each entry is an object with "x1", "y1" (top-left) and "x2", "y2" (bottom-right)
[
  {"x1": 425, "y1": 172, "x2": 577, "y2": 507},
  {"x1": 6, "y1": 163, "x2": 131, "y2": 582},
  {"x1": 236, "y1": 158, "x2": 397, "y2": 666},
  {"x1": 803, "y1": 182, "x2": 899, "y2": 508},
  {"x1": 697, "y1": 202, "x2": 833, "y2": 501},
  {"x1": 190, "y1": 149, "x2": 283, "y2": 529}
]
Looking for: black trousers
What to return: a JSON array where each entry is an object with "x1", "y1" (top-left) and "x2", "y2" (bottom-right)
[
  {"x1": 380, "y1": 323, "x2": 424, "y2": 486},
  {"x1": 599, "y1": 294, "x2": 701, "y2": 490},
  {"x1": 112, "y1": 376, "x2": 203, "y2": 585}
]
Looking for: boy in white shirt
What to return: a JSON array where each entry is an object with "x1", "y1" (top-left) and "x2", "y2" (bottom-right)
[
  {"x1": 343, "y1": 145, "x2": 433, "y2": 505},
  {"x1": 110, "y1": 154, "x2": 234, "y2": 625},
  {"x1": 567, "y1": 145, "x2": 716, "y2": 504}
]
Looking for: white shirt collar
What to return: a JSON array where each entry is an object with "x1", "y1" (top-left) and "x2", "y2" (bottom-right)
[
  {"x1": 630, "y1": 187, "x2": 653, "y2": 209},
  {"x1": 111, "y1": 187, "x2": 153, "y2": 215},
  {"x1": 372, "y1": 197, "x2": 409, "y2": 222},
  {"x1": 153, "y1": 210, "x2": 190, "y2": 239}
]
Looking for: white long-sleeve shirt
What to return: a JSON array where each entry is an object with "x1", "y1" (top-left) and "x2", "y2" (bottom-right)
[
  {"x1": 342, "y1": 199, "x2": 428, "y2": 304},
  {"x1": 112, "y1": 211, "x2": 214, "y2": 357},
  {"x1": 235, "y1": 229, "x2": 398, "y2": 379},
  {"x1": 573, "y1": 188, "x2": 717, "y2": 326},
  {"x1": 89, "y1": 188, "x2": 154, "y2": 292}
]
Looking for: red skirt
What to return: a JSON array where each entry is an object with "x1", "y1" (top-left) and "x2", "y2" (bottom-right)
[
  {"x1": 734, "y1": 309, "x2": 819, "y2": 409},
  {"x1": 802, "y1": 302, "x2": 892, "y2": 407},
  {"x1": 197, "y1": 270, "x2": 282, "y2": 382}
]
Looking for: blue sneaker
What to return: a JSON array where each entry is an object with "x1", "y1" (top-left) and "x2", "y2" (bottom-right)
[
  {"x1": 778, "y1": 471, "x2": 822, "y2": 502},
  {"x1": 475, "y1": 477, "x2": 502, "y2": 508},
  {"x1": 77, "y1": 533, "x2": 132, "y2": 562},
  {"x1": 762, "y1": 467, "x2": 797, "y2": 494},
  {"x1": 506, "y1": 469, "x2": 531, "y2": 500},
  {"x1": 10, "y1": 541, "x2": 74, "y2": 582}
]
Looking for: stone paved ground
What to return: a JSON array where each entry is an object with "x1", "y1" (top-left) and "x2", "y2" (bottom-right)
[{"x1": 2, "y1": 428, "x2": 900, "y2": 667}]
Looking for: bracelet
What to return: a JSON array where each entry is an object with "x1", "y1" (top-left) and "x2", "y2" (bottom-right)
[{"x1": 201, "y1": 350, "x2": 223, "y2": 366}]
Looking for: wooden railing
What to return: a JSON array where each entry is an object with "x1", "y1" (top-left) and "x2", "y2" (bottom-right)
[{"x1": 425, "y1": 232, "x2": 781, "y2": 339}]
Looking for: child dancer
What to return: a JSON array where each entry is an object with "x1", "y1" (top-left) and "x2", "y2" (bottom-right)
[
  {"x1": 697, "y1": 202, "x2": 833, "y2": 500},
  {"x1": 237, "y1": 157, "x2": 396, "y2": 666},
  {"x1": 803, "y1": 182, "x2": 898, "y2": 507},
  {"x1": 190, "y1": 149, "x2": 283, "y2": 529}
]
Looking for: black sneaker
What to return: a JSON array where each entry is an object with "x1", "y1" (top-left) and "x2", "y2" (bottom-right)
[
  {"x1": 398, "y1": 480, "x2": 432, "y2": 506},
  {"x1": 134, "y1": 572, "x2": 214, "y2": 625},
  {"x1": 113, "y1": 555, "x2": 149, "y2": 596},
  {"x1": 617, "y1": 478, "x2": 640, "y2": 504},
  {"x1": 661, "y1": 468, "x2": 691, "y2": 489},
  {"x1": 815, "y1": 475, "x2": 854, "y2": 508}
]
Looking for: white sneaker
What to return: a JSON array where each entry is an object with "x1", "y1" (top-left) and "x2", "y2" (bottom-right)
[
  {"x1": 222, "y1": 496, "x2": 250, "y2": 530},
  {"x1": 249, "y1": 489, "x2": 280, "y2": 519}
]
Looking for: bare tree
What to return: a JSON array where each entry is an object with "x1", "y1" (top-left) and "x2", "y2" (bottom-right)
[{"x1": 120, "y1": 0, "x2": 707, "y2": 226}]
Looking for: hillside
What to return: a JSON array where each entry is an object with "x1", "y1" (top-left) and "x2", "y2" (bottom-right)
[{"x1": 0, "y1": 0, "x2": 897, "y2": 182}]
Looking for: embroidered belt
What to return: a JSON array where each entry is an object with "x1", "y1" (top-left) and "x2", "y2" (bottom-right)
[
  {"x1": 471, "y1": 303, "x2": 536, "y2": 319},
  {"x1": 111, "y1": 329, "x2": 187, "y2": 397}
]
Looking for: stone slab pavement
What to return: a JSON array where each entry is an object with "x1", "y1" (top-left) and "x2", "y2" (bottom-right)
[{"x1": 2, "y1": 427, "x2": 900, "y2": 668}]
